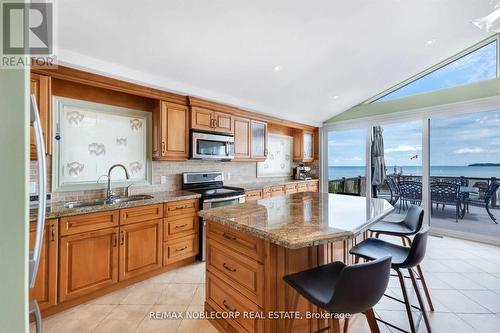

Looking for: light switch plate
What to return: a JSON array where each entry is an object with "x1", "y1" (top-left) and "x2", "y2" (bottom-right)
[{"x1": 160, "y1": 176, "x2": 167, "y2": 184}]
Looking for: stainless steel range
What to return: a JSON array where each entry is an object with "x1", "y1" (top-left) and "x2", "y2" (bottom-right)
[{"x1": 182, "y1": 171, "x2": 245, "y2": 261}]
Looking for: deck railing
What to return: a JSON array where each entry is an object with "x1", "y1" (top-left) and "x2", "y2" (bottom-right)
[{"x1": 328, "y1": 175, "x2": 499, "y2": 207}]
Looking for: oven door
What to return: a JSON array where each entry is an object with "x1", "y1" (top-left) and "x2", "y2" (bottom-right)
[
  {"x1": 192, "y1": 132, "x2": 235, "y2": 160},
  {"x1": 202, "y1": 194, "x2": 246, "y2": 210}
]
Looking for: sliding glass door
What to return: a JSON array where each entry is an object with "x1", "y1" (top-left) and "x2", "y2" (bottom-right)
[
  {"x1": 429, "y1": 109, "x2": 500, "y2": 242},
  {"x1": 372, "y1": 121, "x2": 423, "y2": 219},
  {"x1": 327, "y1": 128, "x2": 367, "y2": 197}
]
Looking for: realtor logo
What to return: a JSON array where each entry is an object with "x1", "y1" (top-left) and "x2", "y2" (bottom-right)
[{"x1": 1, "y1": 1, "x2": 56, "y2": 68}]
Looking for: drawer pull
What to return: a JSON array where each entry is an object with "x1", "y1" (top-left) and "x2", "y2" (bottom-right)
[
  {"x1": 223, "y1": 233, "x2": 236, "y2": 241},
  {"x1": 222, "y1": 300, "x2": 236, "y2": 312},
  {"x1": 175, "y1": 246, "x2": 188, "y2": 252},
  {"x1": 222, "y1": 262, "x2": 237, "y2": 272},
  {"x1": 175, "y1": 224, "x2": 188, "y2": 229}
]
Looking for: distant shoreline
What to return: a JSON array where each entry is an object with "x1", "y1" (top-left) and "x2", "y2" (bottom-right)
[{"x1": 468, "y1": 163, "x2": 500, "y2": 167}]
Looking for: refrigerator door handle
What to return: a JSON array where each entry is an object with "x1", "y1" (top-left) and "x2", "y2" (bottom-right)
[{"x1": 29, "y1": 94, "x2": 47, "y2": 288}]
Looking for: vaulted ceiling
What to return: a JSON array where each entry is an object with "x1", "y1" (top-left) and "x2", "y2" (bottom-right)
[{"x1": 57, "y1": 0, "x2": 494, "y2": 126}]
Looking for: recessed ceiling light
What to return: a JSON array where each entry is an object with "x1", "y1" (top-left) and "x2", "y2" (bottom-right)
[
  {"x1": 273, "y1": 65, "x2": 281, "y2": 72},
  {"x1": 332, "y1": 95, "x2": 339, "y2": 100},
  {"x1": 426, "y1": 39, "x2": 435, "y2": 45}
]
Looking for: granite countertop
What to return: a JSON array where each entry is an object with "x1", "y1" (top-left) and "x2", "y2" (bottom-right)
[
  {"x1": 237, "y1": 179, "x2": 319, "y2": 191},
  {"x1": 199, "y1": 192, "x2": 394, "y2": 249},
  {"x1": 30, "y1": 190, "x2": 201, "y2": 222}
]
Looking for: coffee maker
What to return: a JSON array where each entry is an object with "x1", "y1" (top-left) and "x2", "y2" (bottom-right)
[{"x1": 294, "y1": 164, "x2": 312, "y2": 180}]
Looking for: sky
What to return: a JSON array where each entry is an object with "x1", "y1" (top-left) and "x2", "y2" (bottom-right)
[{"x1": 328, "y1": 39, "x2": 500, "y2": 168}]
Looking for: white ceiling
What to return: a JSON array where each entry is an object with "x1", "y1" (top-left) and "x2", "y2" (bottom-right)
[{"x1": 56, "y1": 0, "x2": 494, "y2": 126}]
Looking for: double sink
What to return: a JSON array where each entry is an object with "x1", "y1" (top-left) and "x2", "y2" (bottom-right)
[{"x1": 64, "y1": 194, "x2": 154, "y2": 209}]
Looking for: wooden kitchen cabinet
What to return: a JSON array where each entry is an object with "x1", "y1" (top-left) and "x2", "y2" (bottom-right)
[
  {"x1": 191, "y1": 107, "x2": 233, "y2": 133},
  {"x1": 119, "y1": 219, "x2": 162, "y2": 281},
  {"x1": 59, "y1": 227, "x2": 119, "y2": 302},
  {"x1": 293, "y1": 129, "x2": 314, "y2": 162},
  {"x1": 153, "y1": 101, "x2": 189, "y2": 161},
  {"x1": 234, "y1": 117, "x2": 251, "y2": 159},
  {"x1": 29, "y1": 219, "x2": 58, "y2": 310},
  {"x1": 30, "y1": 73, "x2": 51, "y2": 160}
]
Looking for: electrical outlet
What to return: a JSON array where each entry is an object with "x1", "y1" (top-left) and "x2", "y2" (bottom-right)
[
  {"x1": 160, "y1": 175, "x2": 167, "y2": 184},
  {"x1": 226, "y1": 172, "x2": 231, "y2": 180}
]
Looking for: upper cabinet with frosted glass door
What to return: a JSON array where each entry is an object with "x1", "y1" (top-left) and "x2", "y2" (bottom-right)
[
  {"x1": 293, "y1": 129, "x2": 314, "y2": 162},
  {"x1": 233, "y1": 118, "x2": 268, "y2": 161}
]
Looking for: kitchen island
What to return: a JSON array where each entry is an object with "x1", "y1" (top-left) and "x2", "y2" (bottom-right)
[{"x1": 199, "y1": 192, "x2": 394, "y2": 333}]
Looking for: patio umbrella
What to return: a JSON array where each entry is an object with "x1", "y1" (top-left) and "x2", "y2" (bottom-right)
[{"x1": 371, "y1": 126, "x2": 386, "y2": 186}]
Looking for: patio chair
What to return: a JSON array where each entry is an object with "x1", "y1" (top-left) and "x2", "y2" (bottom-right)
[
  {"x1": 462, "y1": 181, "x2": 500, "y2": 224},
  {"x1": 430, "y1": 182, "x2": 460, "y2": 222},
  {"x1": 398, "y1": 181, "x2": 422, "y2": 213},
  {"x1": 385, "y1": 176, "x2": 400, "y2": 205}
]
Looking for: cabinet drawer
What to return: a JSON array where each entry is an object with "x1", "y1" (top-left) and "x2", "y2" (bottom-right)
[
  {"x1": 60, "y1": 211, "x2": 119, "y2": 236},
  {"x1": 296, "y1": 183, "x2": 308, "y2": 192},
  {"x1": 245, "y1": 190, "x2": 262, "y2": 201},
  {"x1": 207, "y1": 222, "x2": 264, "y2": 262},
  {"x1": 163, "y1": 234, "x2": 198, "y2": 265},
  {"x1": 270, "y1": 185, "x2": 285, "y2": 197},
  {"x1": 164, "y1": 215, "x2": 198, "y2": 240},
  {"x1": 164, "y1": 199, "x2": 197, "y2": 217},
  {"x1": 207, "y1": 272, "x2": 263, "y2": 333},
  {"x1": 207, "y1": 239, "x2": 264, "y2": 307},
  {"x1": 120, "y1": 204, "x2": 163, "y2": 225}
]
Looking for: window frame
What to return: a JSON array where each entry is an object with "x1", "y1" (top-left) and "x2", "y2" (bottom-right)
[{"x1": 364, "y1": 34, "x2": 500, "y2": 104}]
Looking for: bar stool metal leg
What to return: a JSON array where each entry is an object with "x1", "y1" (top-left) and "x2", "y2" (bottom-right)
[
  {"x1": 396, "y1": 269, "x2": 417, "y2": 333},
  {"x1": 408, "y1": 269, "x2": 431, "y2": 333}
]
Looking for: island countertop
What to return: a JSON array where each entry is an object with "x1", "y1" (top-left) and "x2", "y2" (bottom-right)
[{"x1": 199, "y1": 192, "x2": 394, "y2": 249}]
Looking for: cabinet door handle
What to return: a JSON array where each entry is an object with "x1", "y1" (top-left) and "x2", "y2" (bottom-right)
[
  {"x1": 175, "y1": 224, "x2": 188, "y2": 229},
  {"x1": 222, "y1": 233, "x2": 236, "y2": 241},
  {"x1": 175, "y1": 246, "x2": 188, "y2": 252},
  {"x1": 222, "y1": 300, "x2": 236, "y2": 312},
  {"x1": 50, "y1": 224, "x2": 55, "y2": 241},
  {"x1": 113, "y1": 233, "x2": 118, "y2": 247},
  {"x1": 222, "y1": 262, "x2": 236, "y2": 272},
  {"x1": 120, "y1": 231, "x2": 124, "y2": 245},
  {"x1": 162, "y1": 141, "x2": 166, "y2": 154}
]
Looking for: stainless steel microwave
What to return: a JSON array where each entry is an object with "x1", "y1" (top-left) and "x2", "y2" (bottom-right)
[{"x1": 191, "y1": 131, "x2": 235, "y2": 160}]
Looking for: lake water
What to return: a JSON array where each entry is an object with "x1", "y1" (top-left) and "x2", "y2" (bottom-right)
[{"x1": 328, "y1": 165, "x2": 500, "y2": 180}]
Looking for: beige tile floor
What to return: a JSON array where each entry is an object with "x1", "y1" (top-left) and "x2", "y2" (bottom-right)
[{"x1": 32, "y1": 235, "x2": 500, "y2": 333}]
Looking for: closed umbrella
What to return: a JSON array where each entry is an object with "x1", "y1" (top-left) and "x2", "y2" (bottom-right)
[{"x1": 372, "y1": 126, "x2": 386, "y2": 186}]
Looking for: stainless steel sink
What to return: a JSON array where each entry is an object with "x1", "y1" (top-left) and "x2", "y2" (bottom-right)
[{"x1": 64, "y1": 195, "x2": 154, "y2": 209}]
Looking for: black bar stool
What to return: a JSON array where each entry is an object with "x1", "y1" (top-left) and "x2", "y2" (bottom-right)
[
  {"x1": 369, "y1": 205, "x2": 434, "y2": 312},
  {"x1": 283, "y1": 256, "x2": 392, "y2": 333},
  {"x1": 350, "y1": 227, "x2": 431, "y2": 333}
]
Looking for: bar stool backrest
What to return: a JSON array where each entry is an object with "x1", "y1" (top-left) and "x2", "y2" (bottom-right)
[
  {"x1": 402, "y1": 226, "x2": 429, "y2": 268},
  {"x1": 403, "y1": 205, "x2": 424, "y2": 233},
  {"x1": 327, "y1": 256, "x2": 392, "y2": 314}
]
